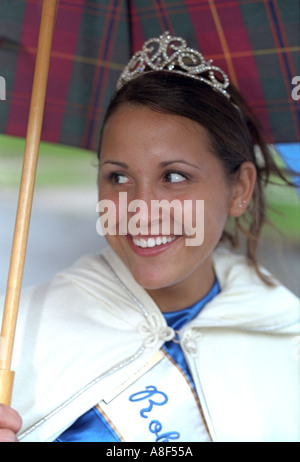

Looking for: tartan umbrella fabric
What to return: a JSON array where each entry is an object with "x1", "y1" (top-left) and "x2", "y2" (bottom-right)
[{"x1": 0, "y1": 0, "x2": 299, "y2": 152}]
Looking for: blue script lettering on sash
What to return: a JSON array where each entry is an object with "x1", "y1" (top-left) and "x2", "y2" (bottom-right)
[
  {"x1": 129, "y1": 385, "x2": 180, "y2": 442},
  {"x1": 129, "y1": 385, "x2": 168, "y2": 418},
  {"x1": 149, "y1": 420, "x2": 180, "y2": 442}
]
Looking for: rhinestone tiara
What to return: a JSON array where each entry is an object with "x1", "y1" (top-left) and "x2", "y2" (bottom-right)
[{"x1": 117, "y1": 31, "x2": 230, "y2": 98}]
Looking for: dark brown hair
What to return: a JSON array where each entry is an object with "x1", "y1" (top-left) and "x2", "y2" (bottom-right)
[{"x1": 98, "y1": 71, "x2": 296, "y2": 283}]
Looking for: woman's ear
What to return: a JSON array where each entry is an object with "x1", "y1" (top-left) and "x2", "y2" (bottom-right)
[{"x1": 229, "y1": 161, "x2": 257, "y2": 217}]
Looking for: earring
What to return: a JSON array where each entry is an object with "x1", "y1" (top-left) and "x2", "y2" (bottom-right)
[{"x1": 238, "y1": 200, "x2": 247, "y2": 208}]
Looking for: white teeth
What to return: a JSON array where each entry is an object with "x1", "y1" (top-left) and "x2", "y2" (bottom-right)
[
  {"x1": 147, "y1": 238, "x2": 156, "y2": 247},
  {"x1": 140, "y1": 239, "x2": 147, "y2": 248},
  {"x1": 132, "y1": 236, "x2": 176, "y2": 248}
]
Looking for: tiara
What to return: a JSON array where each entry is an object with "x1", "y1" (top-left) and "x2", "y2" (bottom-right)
[{"x1": 117, "y1": 32, "x2": 230, "y2": 98}]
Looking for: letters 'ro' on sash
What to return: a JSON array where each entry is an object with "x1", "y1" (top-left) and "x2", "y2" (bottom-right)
[{"x1": 97, "y1": 350, "x2": 210, "y2": 442}]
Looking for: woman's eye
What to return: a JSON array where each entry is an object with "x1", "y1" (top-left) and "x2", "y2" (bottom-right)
[
  {"x1": 164, "y1": 172, "x2": 187, "y2": 183},
  {"x1": 109, "y1": 173, "x2": 130, "y2": 184}
]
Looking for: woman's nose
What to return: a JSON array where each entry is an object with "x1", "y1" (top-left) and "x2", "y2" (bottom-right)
[{"x1": 127, "y1": 183, "x2": 160, "y2": 235}]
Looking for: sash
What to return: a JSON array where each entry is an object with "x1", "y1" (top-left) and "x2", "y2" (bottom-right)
[{"x1": 97, "y1": 350, "x2": 210, "y2": 442}]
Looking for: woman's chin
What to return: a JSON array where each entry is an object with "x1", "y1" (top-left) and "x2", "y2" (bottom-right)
[{"x1": 129, "y1": 266, "x2": 172, "y2": 291}]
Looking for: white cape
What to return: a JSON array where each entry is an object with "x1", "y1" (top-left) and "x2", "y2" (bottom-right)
[{"x1": 0, "y1": 247, "x2": 299, "y2": 442}]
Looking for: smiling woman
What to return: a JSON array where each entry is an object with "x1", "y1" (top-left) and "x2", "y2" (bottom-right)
[
  {"x1": 98, "y1": 69, "x2": 293, "y2": 287},
  {"x1": 0, "y1": 33, "x2": 299, "y2": 443},
  {"x1": 97, "y1": 105, "x2": 247, "y2": 308}
]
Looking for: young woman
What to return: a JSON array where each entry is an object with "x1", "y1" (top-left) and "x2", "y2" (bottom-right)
[{"x1": 0, "y1": 33, "x2": 299, "y2": 442}]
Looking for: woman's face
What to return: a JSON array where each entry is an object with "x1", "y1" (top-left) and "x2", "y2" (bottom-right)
[{"x1": 98, "y1": 105, "x2": 239, "y2": 310}]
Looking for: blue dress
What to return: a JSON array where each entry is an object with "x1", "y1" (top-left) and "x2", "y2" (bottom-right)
[{"x1": 55, "y1": 279, "x2": 220, "y2": 442}]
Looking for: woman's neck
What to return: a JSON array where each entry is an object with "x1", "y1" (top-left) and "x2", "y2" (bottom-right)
[{"x1": 146, "y1": 261, "x2": 216, "y2": 312}]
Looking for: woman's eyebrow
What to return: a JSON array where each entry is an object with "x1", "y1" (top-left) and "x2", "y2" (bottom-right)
[
  {"x1": 160, "y1": 160, "x2": 201, "y2": 170},
  {"x1": 100, "y1": 161, "x2": 129, "y2": 168},
  {"x1": 100, "y1": 160, "x2": 201, "y2": 170}
]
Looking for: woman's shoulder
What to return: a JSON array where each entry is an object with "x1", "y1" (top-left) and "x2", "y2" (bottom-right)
[
  {"x1": 213, "y1": 247, "x2": 298, "y2": 296},
  {"x1": 0, "y1": 248, "x2": 161, "y2": 346},
  {"x1": 7, "y1": 248, "x2": 140, "y2": 309},
  {"x1": 210, "y1": 247, "x2": 299, "y2": 333}
]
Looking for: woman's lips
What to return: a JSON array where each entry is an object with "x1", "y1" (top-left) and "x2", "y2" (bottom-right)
[{"x1": 126, "y1": 234, "x2": 180, "y2": 256}]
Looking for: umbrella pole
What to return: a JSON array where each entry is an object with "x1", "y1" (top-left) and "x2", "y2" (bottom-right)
[{"x1": 0, "y1": 0, "x2": 58, "y2": 405}]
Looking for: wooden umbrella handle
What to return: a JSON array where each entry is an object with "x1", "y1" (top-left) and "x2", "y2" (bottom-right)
[{"x1": 0, "y1": 0, "x2": 58, "y2": 405}]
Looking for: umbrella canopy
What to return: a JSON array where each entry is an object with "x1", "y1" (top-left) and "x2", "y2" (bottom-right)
[
  {"x1": 0, "y1": 0, "x2": 299, "y2": 407},
  {"x1": 0, "y1": 0, "x2": 299, "y2": 151}
]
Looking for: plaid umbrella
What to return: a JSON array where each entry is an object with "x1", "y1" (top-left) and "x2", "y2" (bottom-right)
[
  {"x1": 0, "y1": 0, "x2": 299, "y2": 152},
  {"x1": 1, "y1": 0, "x2": 299, "y2": 408}
]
